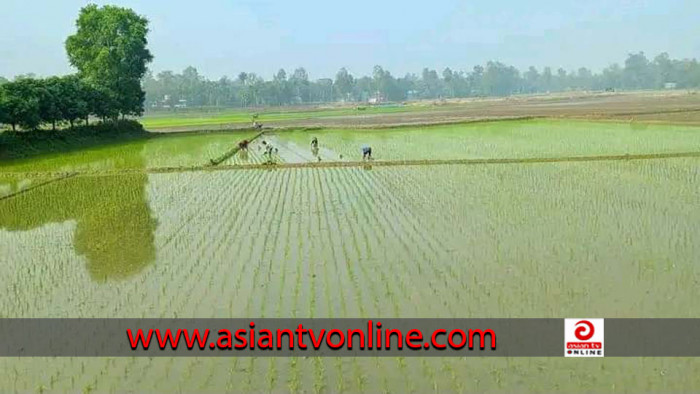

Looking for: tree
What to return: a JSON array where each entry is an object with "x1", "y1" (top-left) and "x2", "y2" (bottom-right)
[
  {"x1": 66, "y1": 4, "x2": 153, "y2": 118},
  {"x1": 420, "y1": 68, "x2": 440, "y2": 98},
  {"x1": 1, "y1": 80, "x2": 41, "y2": 131},
  {"x1": 623, "y1": 52, "x2": 652, "y2": 89},
  {"x1": 273, "y1": 69, "x2": 290, "y2": 105},
  {"x1": 58, "y1": 75, "x2": 90, "y2": 127},
  {"x1": 290, "y1": 68, "x2": 310, "y2": 103},
  {"x1": 38, "y1": 77, "x2": 64, "y2": 130},
  {"x1": 0, "y1": 87, "x2": 8, "y2": 128},
  {"x1": 523, "y1": 67, "x2": 540, "y2": 93},
  {"x1": 334, "y1": 68, "x2": 354, "y2": 101},
  {"x1": 653, "y1": 53, "x2": 674, "y2": 88},
  {"x1": 468, "y1": 65, "x2": 484, "y2": 95},
  {"x1": 483, "y1": 61, "x2": 520, "y2": 96},
  {"x1": 442, "y1": 68, "x2": 455, "y2": 97},
  {"x1": 601, "y1": 63, "x2": 623, "y2": 90}
]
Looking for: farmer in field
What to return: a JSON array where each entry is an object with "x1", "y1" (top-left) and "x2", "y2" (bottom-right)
[
  {"x1": 362, "y1": 145, "x2": 372, "y2": 160},
  {"x1": 311, "y1": 136, "x2": 320, "y2": 159},
  {"x1": 263, "y1": 141, "x2": 276, "y2": 164}
]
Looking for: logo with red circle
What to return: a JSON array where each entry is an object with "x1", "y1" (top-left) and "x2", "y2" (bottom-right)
[
  {"x1": 565, "y1": 318, "x2": 604, "y2": 357},
  {"x1": 574, "y1": 320, "x2": 595, "y2": 340}
]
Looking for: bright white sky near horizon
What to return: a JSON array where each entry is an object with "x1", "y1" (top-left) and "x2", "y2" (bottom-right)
[{"x1": 1, "y1": 0, "x2": 698, "y2": 80}]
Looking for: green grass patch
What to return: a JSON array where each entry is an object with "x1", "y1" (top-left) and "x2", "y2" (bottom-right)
[
  {"x1": 140, "y1": 105, "x2": 426, "y2": 129},
  {"x1": 274, "y1": 119, "x2": 700, "y2": 162}
]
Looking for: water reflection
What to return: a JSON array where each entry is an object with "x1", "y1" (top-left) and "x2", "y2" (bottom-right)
[{"x1": 0, "y1": 172, "x2": 156, "y2": 282}]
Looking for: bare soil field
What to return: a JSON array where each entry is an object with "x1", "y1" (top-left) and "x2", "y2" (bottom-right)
[{"x1": 149, "y1": 91, "x2": 700, "y2": 132}]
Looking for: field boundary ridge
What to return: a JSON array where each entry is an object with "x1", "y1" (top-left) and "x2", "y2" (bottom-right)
[{"x1": 3, "y1": 151, "x2": 700, "y2": 179}]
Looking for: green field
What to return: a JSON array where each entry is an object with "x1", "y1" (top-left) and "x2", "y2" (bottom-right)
[
  {"x1": 0, "y1": 131, "x2": 257, "y2": 174},
  {"x1": 140, "y1": 105, "x2": 416, "y2": 130},
  {"x1": 228, "y1": 119, "x2": 700, "y2": 165},
  {"x1": 1, "y1": 119, "x2": 700, "y2": 391}
]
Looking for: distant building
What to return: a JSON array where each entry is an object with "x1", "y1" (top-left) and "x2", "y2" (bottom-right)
[
  {"x1": 175, "y1": 99, "x2": 188, "y2": 108},
  {"x1": 368, "y1": 92, "x2": 385, "y2": 105},
  {"x1": 664, "y1": 82, "x2": 678, "y2": 89}
]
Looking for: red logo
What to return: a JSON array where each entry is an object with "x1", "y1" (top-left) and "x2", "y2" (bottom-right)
[
  {"x1": 565, "y1": 318, "x2": 604, "y2": 357},
  {"x1": 574, "y1": 320, "x2": 594, "y2": 341}
]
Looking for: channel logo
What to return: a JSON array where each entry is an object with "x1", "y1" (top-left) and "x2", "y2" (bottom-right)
[{"x1": 565, "y1": 319, "x2": 604, "y2": 357}]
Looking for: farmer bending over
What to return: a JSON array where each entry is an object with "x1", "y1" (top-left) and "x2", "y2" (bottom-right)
[{"x1": 362, "y1": 145, "x2": 372, "y2": 160}]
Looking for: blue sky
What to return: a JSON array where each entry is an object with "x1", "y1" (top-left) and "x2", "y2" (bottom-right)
[{"x1": 1, "y1": 0, "x2": 698, "y2": 79}]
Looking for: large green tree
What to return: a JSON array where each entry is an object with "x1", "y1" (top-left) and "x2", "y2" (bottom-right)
[
  {"x1": 65, "y1": 4, "x2": 153, "y2": 118},
  {"x1": 58, "y1": 75, "x2": 90, "y2": 128},
  {"x1": 1, "y1": 79, "x2": 41, "y2": 131}
]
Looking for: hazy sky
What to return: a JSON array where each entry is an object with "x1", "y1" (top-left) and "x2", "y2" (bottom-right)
[{"x1": 1, "y1": 0, "x2": 698, "y2": 80}]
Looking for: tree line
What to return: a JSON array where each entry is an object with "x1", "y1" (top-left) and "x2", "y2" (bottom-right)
[
  {"x1": 143, "y1": 52, "x2": 700, "y2": 109},
  {"x1": 0, "y1": 4, "x2": 152, "y2": 132}
]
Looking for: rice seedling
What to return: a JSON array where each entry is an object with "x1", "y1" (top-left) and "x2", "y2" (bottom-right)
[{"x1": 1, "y1": 120, "x2": 699, "y2": 391}]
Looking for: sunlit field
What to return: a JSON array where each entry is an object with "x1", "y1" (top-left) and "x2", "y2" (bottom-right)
[
  {"x1": 1, "y1": 119, "x2": 700, "y2": 391},
  {"x1": 229, "y1": 119, "x2": 700, "y2": 164},
  {"x1": 0, "y1": 131, "x2": 257, "y2": 174},
  {"x1": 140, "y1": 104, "x2": 416, "y2": 130}
]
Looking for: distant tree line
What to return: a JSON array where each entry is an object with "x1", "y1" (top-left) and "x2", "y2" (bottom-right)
[
  {"x1": 143, "y1": 52, "x2": 700, "y2": 109},
  {"x1": 0, "y1": 5, "x2": 152, "y2": 132}
]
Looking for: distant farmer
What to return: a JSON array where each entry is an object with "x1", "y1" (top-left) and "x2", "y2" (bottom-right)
[
  {"x1": 362, "y1": 145, "x2": 372, "y2": 160},
  {"x1": 263, "y1": 142, "x2": 275, "y2": 164},
  {"x1": 311, "y1": 136, "x2": 320, "y2": 158}
]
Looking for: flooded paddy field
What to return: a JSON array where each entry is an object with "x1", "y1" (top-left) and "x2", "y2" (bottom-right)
[
  {"x1": 1, "y1": 120, "x2": 700, "y2": 391},
  {"x1": 0, "y1": 131, "x2": 258, "y2": 174}
]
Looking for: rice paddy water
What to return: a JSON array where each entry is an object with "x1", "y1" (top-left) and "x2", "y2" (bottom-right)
[{"x1": 1, "y1": 119, "x2": 699, "y2": 391}]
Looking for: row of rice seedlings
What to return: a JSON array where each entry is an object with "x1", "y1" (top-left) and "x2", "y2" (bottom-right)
[
  {"x1": 257, "y1": 169, "x2": 298, "y2": 392},
  {"x1": 271, "y1": 168, "x2": 318, "y2": 392},
  {"x1": 320, "y1": 167, "x2": 393, "y2": 392},
  {"x1": 200, "y1": 170, "x2": 283, "y2": 391},
  {"x1": 347, "y1": 168, "x2": 450, "y2": 392},
  {"x1": 383, "y1": 160, "x2": 699, "y2": 317},
  {"x1": 370, "y1": 159, "x2": 700, "y2": 390},
  {"x1": 178, "y1": 173, "x2": 273, "y2": 392},
  {"x1": 118, "y1": 174, "x2": 236, "y2": 391},
  {"x1": 160, "y1": 174, "x2": 240, "y2": 318},
  {"x1": 310, "y1": 168, "x2": 349, "y2": 392},
  {"x1": 340, "y1": 167, "x2": 461, "y2": 392},
  {"x1": 192, "y1": 172, "x2": 266, "y2": 315},
  {"x1": 223, "y1": 170, "x2": 291, "y2": 392},
  {"x1": 130, "y1": 171, "x2": 269, "y2": 391},
  {"x1": 383, "y1": 167, "x2": 488, "y2": 392},
  {"x1": 377, "y1": 166, "x2": 479, "y2": 309},
  {"x1": 355, "y1": 168, "x2": 456, "y2": 317}
]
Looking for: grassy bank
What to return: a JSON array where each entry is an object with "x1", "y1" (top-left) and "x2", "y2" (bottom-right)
[{"x1": 0, "y1": 121, "x2": 149, "y2": 161}]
